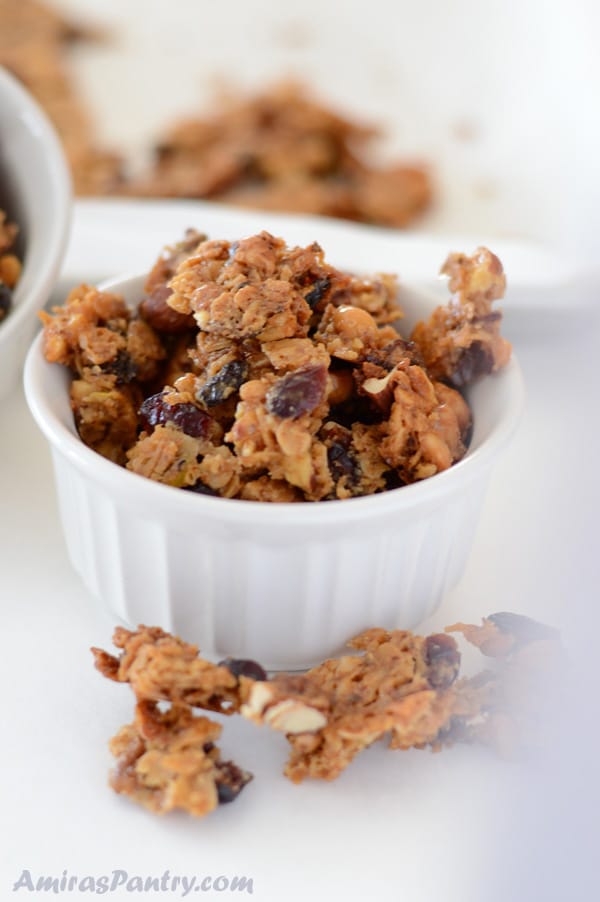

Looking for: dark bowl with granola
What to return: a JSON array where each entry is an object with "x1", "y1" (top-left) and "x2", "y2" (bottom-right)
[
  {"x1": 0, "y1": 67, "x2": 71, "y2": 398},
  {"x1": 25, "y1": 228, "x2": 523, "y2": 669}
]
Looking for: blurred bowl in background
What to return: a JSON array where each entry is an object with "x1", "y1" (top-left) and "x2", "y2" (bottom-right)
[{"x1": 0, "y1": 67, "x2": 71, "y2": 400}]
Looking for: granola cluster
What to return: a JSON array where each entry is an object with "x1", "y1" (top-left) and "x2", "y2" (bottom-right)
[
  {"x1": 92, "y1": 613, "x2": 561, "y2": 816},
  {"x1": 92, "y1": 627, "x2": 256, "y2": 816},
  {"x1": 0, "y1": 208, "x2": 21, "y2": 323},
  {"x1": 128, "y1": 82, "x2": 431, "y2": 228},
  {"x1": 41, "y1": 230, "x2": 511, "y2": 500}
]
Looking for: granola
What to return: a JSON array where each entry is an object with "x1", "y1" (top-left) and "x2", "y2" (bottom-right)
[
  {"x1": 92, "y1": 626, "x2": 262, "y2": 816},
  {"x1": 108, "y1": 700, "x2": 252, "y2": 816},
  {"x1": 239, "y1": 613, "x2": 562, "y2": 779},
  {"x1": 411, "y1": 247, "x2": 512, "y2": 386},
  {"x1": 1, "y1": 7, "x2": 429, "y2": 219},
  {"x1": 42, "y1": 232, "x2": 511, "y2": 499},
  {"x1": 92, "y1": 613, "x2": 561, "y2": 813},
  {"x1": 40, "y1": 283, "x2": 167, "y2": 463},
  {"x1": 0, "y1": 0, "x2": 124, "y2": 195},
  {"x1": 241, "y1": 628, "x2": 463, "y2": 781},
  {"x1": 92, "y1": 624, "x2": 255, "y2": 714},
  {"x1": 0, "y1": 208, "x2": 21, "y2": 323},
  {"x1": 128, "y1": 82, "x2": 431, "y2": 228}
]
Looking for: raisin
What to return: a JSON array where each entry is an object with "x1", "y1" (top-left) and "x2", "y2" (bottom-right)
[
  {"x1": 383, "y1": 470, "x2": 405, "y2": 490},
  {"x1": 103, "y1": 349, "x2": 137, "y2": 384},
  {"x1": 424, "y1": 634, "x2": 461, "y2": 689},
  {"x1": 197, "y1": 360, "x2": 249, "y2": 407},
  {"x1": 182, "y1": 481, "x2": 219, "y2": 496},
  {"x1": 450, "y1": 342, "x2": 494, "y2": 387},
  {"x1": 0, "y1": 282, "x2": 12, "y2": 321},
  {"x1": 139, "y1": 392, "x2": 214, "y2": 438},
  {"x1": 488, "y1": 612, "x2": 559, "y2": 644},
  {"x1": 140, "y1": 284, "x2": 195, "y2": 334},
  {"x1": 304, "y1": 277, "x2": 331, "y2": 308},
  {"x1": 215, "y1": 760, "x2": 253, "y2": 804},
  {"x1": 218, "y1": 657, "x2": 267, "y2": 682},
  {"x1": 327, "y1": 441, "x2": 359, "y2": 483},
  {"x1": 265, "y1": 365, "x2": 327, "y2": 419}
]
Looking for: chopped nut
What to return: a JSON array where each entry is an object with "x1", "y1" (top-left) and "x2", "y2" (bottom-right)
[{"x1": 264, "y1": 700, "x2": 328, "y2": 734}]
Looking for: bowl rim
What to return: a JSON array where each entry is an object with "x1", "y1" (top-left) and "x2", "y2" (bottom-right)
[
  {"x1": 24, "y1": 271, "x2": 525, "y2": 527},
  {"x1": 0, "y1": 67, "x2": 72, "y2": 345}
]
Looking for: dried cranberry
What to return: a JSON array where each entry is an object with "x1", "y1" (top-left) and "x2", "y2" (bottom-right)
[
  {"x1": 139, "y1": 392, "x2": 214, "y2": 438},
  {"x1": 424, "y1": 634, "x2": 461, "y2": 689},
  {"x1": 218, "y1": 657, "x2": 267, "y2": 682},
  {"x1": 327, "y1": 441, "x2": 359, "y2": 483},
  {"x1": 103, "y1": 349, "x2": 137, "y2": 383},
  {"x1": 215, "y1": 760, "x2": 253, "y2": 804},
  {"x1": 266, "y1": 365, "x2": 327, "y2": 419},
  {"x1": 197, "y1": 360, "x2": 249, "y2": 407}
]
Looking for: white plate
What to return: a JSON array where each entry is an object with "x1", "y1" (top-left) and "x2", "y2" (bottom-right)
[
  {"x1": 2, "y1": 200, "x2": 597, "y2": 902},
  {"x1": 63, "y1": 199, "x2": 586, "y2": 299}
]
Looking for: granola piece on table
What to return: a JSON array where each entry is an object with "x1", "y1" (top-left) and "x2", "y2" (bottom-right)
[
  {"x1": 241, "y1": 628, "x2": 462, "y2": 781},
  {"x1": 92, "y1": 625, "x2": 259, "y2": 714},
  {"x1": 109, "y1": 700, "x2": 252, "y2": 816}
]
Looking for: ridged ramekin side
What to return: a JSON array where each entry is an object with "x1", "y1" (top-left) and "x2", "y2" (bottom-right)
[{"x1": 51, "y1": 446, "x2": 490, "y2": 669}]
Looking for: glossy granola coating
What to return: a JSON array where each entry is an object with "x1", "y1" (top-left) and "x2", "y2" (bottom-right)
[
  {"x1": 128, "y1": 82, "x2": 431, "y2": 228},
  {"x1": 0, "y1": 209, "x2": 20, "y2": 323},
  {"x1": 242, "y1": 614, "x2": 561, "y2": 779},
  {"x1": 378, "y1": 363, "x2": 471, "y2": 481},
  {"x1": 40, "y1": 284, "x2": 166, "y2": 463},
  {"x1": 108, "y1": 700, "x2": 252, "y2": 816},
  {"x1": 92, "y1": 625, "x2": 250, "y2": 714},
  {"x1": 69, "y1": 374, "x2": 140, "y2": 465},
  {"x1": 93, "y1": 613, "x2": 560, "y2": 810},
  {"x1": 242, "y1": 628, "x2": 462, "y2": 781},
  {"x1": 40, "y1": 284, "x2": 166, "y2": 380},
  {"x1": 225, "y1": 369, "x2": 333, "y2": 499},
  {"x1": 411, "y1": 247, "x2": 512, "y2": 386},
  {"x1": 94, "y1": 626, "x2": 255, "y2": 816}
]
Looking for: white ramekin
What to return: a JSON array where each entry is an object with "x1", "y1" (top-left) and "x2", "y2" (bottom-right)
[
  {"x1": 25, "y1": 273, "x2": 524, "y2": 669},
  {"x1": 0, "y1": 67, "x2": 72, "y2": 400}
]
